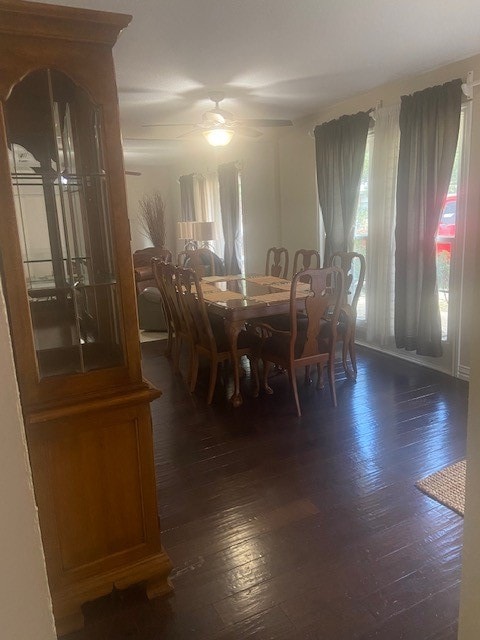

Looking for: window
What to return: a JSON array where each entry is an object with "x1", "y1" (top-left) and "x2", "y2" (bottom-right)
[
  {"x1": 353, "y1": 130, "x2": 374, "y2": 323},
  {"x1": 436, "y1": 109, "x2": 464, "y2": 340}
]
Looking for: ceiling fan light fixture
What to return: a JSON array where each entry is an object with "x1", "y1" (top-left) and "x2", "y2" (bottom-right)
[{"x1": 203, "y1": 128, "x2": 234, "y2": 147}]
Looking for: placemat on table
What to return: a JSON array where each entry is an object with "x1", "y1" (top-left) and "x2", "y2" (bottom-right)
[
  {"x1": 246, "y1": 275, "x2": 290, "y2": 286},
  {"x1": 249, "y1": 290, "x2": 311, "y2": 304},
  {"x1": 249, "y1": 292, "x2": 289, "y2": 303},
  {"x1": 202, "y1": 274, "x2": 244, "y2": 283},
  {"x1": 202, "y1": 289, "x2": 245, "y2": 302},
  {"x1": 270, "y1": 281, "x2": 311, "y2": 291}
]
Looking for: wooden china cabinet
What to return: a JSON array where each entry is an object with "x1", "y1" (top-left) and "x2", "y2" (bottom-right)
[{"x1": 0, "y1": 0, "x2": 172, "y2": 635}]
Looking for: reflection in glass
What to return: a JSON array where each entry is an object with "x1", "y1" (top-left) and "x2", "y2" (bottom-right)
[{"x1": 5, "y1": 69, "x2": 123, "y2": 378}]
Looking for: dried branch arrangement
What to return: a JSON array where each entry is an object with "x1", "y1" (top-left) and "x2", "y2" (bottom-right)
[{"x1": 138, "y1": 191, "x2": 166, "y2": 247}]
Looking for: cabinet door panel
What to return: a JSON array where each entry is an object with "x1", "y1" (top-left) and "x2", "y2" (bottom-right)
[
  {"x1": 5, "y1": 68, "x2": 123, "y2": 379},
  {"x1": 29, "y1": 404, "x2": 158, "y2": 575}
]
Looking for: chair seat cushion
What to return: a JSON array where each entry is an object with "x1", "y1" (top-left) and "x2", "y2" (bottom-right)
[
  {"x1": 262, "y1": 318, "x2": 332, "y2": 361},
  {"x1": 209, "y1": 316, "x2": 260, "y2": 353}
]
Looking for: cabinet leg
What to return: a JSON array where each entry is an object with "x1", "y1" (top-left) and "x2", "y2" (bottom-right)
[
  {"x1": 146, "y1": 573, "x2": 174, "y2": 600},
  {"x1": 54, "y1": 602, "x2": 84, "y2": 637}
]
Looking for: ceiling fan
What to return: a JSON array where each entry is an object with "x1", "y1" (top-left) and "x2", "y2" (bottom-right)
[{"x1": 142, "y1": 92, "x2": 293, "y2": 146}]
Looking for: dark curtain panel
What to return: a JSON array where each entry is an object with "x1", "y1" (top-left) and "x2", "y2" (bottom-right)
[
  {"x1": 395, "y1": 79, "x2": 462, "y2": 356},
  {"x1": 314, "y1": 111, "x2": 370, "y2": 263},
  {"x1": 179, "y1": 173, "x2": 196, "y2": 221},
  {"x1": 218, "y1": 162, "x2": 241, "y2": 275}
]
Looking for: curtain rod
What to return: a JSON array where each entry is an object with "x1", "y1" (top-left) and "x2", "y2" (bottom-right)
[
  {"x1": 462, "y1": 71, "x2": 478, "y2": 99},
  {"x1": 308, "y1": 106, "x2": 377, "y2": 138}
]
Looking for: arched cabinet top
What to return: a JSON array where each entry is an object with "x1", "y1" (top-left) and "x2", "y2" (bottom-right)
[{"x1": 0, "y1": 0, "x2": 132, "y2": 103}]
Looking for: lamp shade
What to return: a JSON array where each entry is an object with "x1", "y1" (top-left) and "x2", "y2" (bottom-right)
[
  {"x1": 177, "y1": 221, "x2": 194, "y2": 239},
  {"x1": 192, "y1": 221, "x2": 215, "y2": 241},
  {"x1": 202, "y1": 128, "x2": 234, "y2": 147}
]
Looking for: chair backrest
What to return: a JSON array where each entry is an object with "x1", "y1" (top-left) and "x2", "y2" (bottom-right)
[
  {"x1": 175, "y1": 266, "x2": 216, "y2": 352},
  {"x1": 289, "y1": 267, "x2": 344, "y2": 361},
  {"x1": 328, "y1": 252, "x2": 366, "y2": 313},
  {"x1": 151, "y1": 258, "x2": 173, "y2": 332},
  {"x1": 292, "y1": 249, "x2": 321, "y2": 277},
  {"x1": 152, "y1": 259, "x2": 188, "y2": 337},
  {"x1": 265, "y1": 247, "x2": 289, "y2": 279},
  {"x1": 178, "y1": 248, "x2": 217, "y2": 277}
]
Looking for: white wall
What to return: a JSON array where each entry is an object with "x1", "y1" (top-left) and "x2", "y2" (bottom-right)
[{"x1": 0, "y1": 281, "x2": 56, "y2": 640}]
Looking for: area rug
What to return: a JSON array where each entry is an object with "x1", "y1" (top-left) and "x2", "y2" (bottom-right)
[{"x1": 415, "y1": 460, "x2": 466, "y2": 516}]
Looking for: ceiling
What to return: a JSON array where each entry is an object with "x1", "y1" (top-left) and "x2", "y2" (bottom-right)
[{"x1": 30, "y1": 0, "x2": 480, "y2": 167}]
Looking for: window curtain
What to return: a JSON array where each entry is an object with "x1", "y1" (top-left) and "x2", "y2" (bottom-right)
[
  {"x1": 193, "y1": 175, "x2": 207, "y2": 222},
  {"x1": 179, "y1": 173, "x2": 196, "y2": 222},
  {"x1": 395, "y1": 79, "x2": 462, "y2": 356},
  {"x1": 205, "y1": 172, "x2": 225, "y2": 259},
  {"x1": 314, "y1": 111, "x2": 371, "y2": 263},
  {"x1": 218, "y1": 162, "x2": 241, "y2": 274},
  {"x1": 366, "y1": 104, "x2": 400, "y2": 347},
  {"x1": 194, "y1": 172, "x2": 225, "y2": 258}
]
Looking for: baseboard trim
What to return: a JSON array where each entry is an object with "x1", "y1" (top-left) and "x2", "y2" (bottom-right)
[
  {"x1": 356, "y1": 340, "x2": 455, "y2": 377},
  {"x1": 457, "y1": 364, "x2": 470, "y2": 381}
]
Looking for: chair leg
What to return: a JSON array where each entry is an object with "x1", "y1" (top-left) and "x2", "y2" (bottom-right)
[
  {"x1": 262, "y1": 361, "x2": 274, "y2": 394},
  {"x1": 187, "y1": 342, "x2": 198, "y2": 391},
  {"x1": 349, "y1": 329, "x2": 358, "y2": 379},
  {"x1": 189, "y1": 349, "x2": 199, "y2": 392},
  {"x1": 327, "y1": 357, "x2": 337, "y2": 407},
  {"x1": 342, "y1": 333, "x2": 350, "y2": 378},
  {"x1": 342, "y1": 321, "x2": 356, "y2": 380},
  {"x1": 248, "y1": 355, "x2": 260, "y2": 398},
  {"x1": 165, "y1": 325, "x2": 173, "y2": 358},
  {"x1": 172, "y1": 335, "x2": 182, "y2": 374},
  {"x1": 316, "y1": 363, "x2": 324, "y2": 389},
  {"x1": 304, "y1": 365, "x2": 312, "y2": 385},
  {"x1": 289, "y1": 364, "x2": 302, "y2": 417},
  {"x1": 207, "y1": 357, "x2": 218, "y2": 405}
]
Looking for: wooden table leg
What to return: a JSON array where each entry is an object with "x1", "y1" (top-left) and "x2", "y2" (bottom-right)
[{"x1": 225, "y1": 318, "x2": 245, "y2": 407}]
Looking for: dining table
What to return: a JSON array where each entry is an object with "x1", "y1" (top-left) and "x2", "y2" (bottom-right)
[{"x1": 199, "y1": 273, "x2": 311, "y2": 407}]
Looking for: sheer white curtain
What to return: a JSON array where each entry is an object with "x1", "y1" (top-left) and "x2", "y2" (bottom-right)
[
  {"x1": 192, "y1": 173, "x2": 224, "y2": 257},
  {"x1": 193, "y1": 174, "x2": 206, "y2": 221},
  {"x1": 204, "y1": 172, "x2": 224, "y2": 258},
  {"x1": 366, "y1": 104, "x2": 400, "y2": 347}
]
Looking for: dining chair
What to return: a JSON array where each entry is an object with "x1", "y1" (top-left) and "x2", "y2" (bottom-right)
[
  {"x1": 151, "y1": 257, "x2": 174, "y2": 357},
  {"x1": 292, "y1": 249, "x2": 321, "y2": 277},
  {"x1": 152, "y1": 259, "x2": 194, "y2": 377},
  {"x1": 265, "y1": 247, "x2": 289, "y2": 279},
  {"x1": 176, "y1": 266, "x2": 260, "y2": 404},
  {"x1": 178, "y1": 248, "x2": 217, "y2": 277},
  {"x1": 255, "y1": 267, "x2": 344, "y2": 417},
  {"x1": 328, "y1": 251, "x2": 366, "y2": 379}
]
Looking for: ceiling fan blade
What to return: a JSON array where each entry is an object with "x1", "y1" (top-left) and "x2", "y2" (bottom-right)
[
  {"x1": 176, "y1": 129, "x2": 203, "y2": 139},
  {"x1": 123, "y1": 137, "x2": 187, "y2": 142},
  {"x1": 238, "y1": 118, "x2": 293, "y2": 127},
  {"x1": 235, "y1": 126, "x2": 263, "y2": 138},
  {"x1": 141, "y1": 123, "x2": 196, "y2": 128},
  {"x1": 125, "y1": 170, "x2": 142, "y2": 176}
]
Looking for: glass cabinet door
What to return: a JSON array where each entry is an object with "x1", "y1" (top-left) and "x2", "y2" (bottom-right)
[{"x1": 5, "y1": 69, "x2": 124, "y2": 378}]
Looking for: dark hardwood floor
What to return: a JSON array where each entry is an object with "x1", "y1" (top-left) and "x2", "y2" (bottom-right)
[{"x1": 65, "y1": 343, "x2": 468, "y2": 640}]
